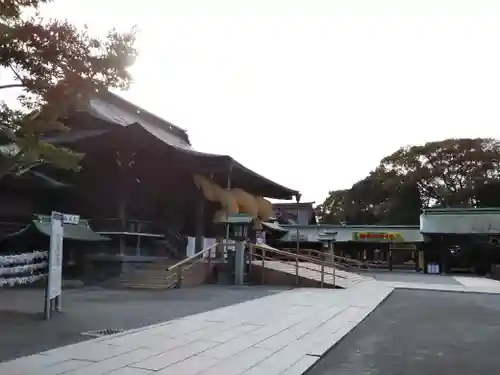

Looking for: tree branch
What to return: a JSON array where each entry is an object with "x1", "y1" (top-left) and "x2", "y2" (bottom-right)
[
  {"x1": 0, "y1": 83, "x2": 25, "y2": 90},
  {"x1": 9, "y1": 64, "x2": 26, "y2": 84}
]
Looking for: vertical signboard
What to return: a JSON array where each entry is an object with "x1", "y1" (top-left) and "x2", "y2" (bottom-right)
[
  {"x1": 48, "y1": 212, "x2": 63, "y2": 299},
  {"x1": 45, "y1": 211, "x2": 64, "y2": 319}
]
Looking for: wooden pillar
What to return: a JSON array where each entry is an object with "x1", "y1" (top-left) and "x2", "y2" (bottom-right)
[
  {"x1": 443, "y1": 237, "x2": 449, "y2": 274},
  {"x1": 195, "y1": 196, "x2": 205, "y2": 253},
  {"x1": 388, "y1": 245, "x2": 393, "y2": 271},
  {"x1": 224, "y1": 167, "x2": 233, "y2": 258},
  {"x1": 116, "y1": 151, "x2": 128, "y2": 256},
  {"x1": 418, "y1": 250, "x2": 425, "y2": 272},
  {"x1": 440, "y1": 246, "x2": 449, "y2": 274},
  {"x1": 295, "y1": 193, "x2": 302, "y2": 254}
]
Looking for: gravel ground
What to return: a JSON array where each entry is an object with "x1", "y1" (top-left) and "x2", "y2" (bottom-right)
[
  {"x1": 0, "y1": 285, "x2": 287, "y2": 362},
  {"x1": 306, "y1": 289, "x2": 500, "y2": 375}
]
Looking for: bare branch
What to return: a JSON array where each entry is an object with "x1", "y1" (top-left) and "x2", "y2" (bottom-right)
[{"x1": 0, "y1": 83, "x2": 25, "y2": 90}]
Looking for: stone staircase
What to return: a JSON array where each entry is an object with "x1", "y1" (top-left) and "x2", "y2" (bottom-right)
[
  {"x1": 251, "y1": 260, "x2": 373, "y2": 289},
  {"x1": 118, "y1": 260, "x2": 216, "y2": 289},
  {"x1": 119, "y1": 269, "x2": 177, "y2": 289},
  {"x1": 118, "y1": 261, "x2": 178, "y2": 289}
]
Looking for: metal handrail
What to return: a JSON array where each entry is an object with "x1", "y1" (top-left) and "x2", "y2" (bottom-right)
[
  {"x1": 251, "y1": 244, "x2": 338, "y2": 288},
  {"x1": 253, "y1": 244, "x2": 336, "y2": 266},
  {"x1": 282, "y1": 247, "x2": 337, "y2": 264},
  {"x1": 166, "y1": 243, "x2": 219, "y2": 289},
  {"x1": 167, "y1": 243, "x2": 219, "y2": 271},
  {"x1": 283, "y1": 247, "x2": 368, "y2": 268},
  {"x1": 252, "y1": 251, "x2": 347, "y2": 280}
]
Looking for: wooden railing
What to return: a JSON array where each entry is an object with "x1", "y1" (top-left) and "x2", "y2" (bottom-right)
[
  {"x1": 250, "y1": 244, "x2": 347, "y2": 288},
  {"x1": 167, "y1": 243, "x2": 219, "y2": 288}
]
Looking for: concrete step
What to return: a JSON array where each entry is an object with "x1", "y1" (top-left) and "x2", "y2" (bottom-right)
[
  {"x1": 121, "y1": 271, "x2": 174, "y2": 278},
  {"x1": 121, "y1": 282, "x2": 176, "y2": 290},
  {"x1": 119, "y1": 274, "x2": 176, "y2": 283},
  {"x1": 118, "y1": 267, "x2": 177, "y2": 289},
  {"x1": 118, "y1": 260, "x2": 216, "y2": 289}
]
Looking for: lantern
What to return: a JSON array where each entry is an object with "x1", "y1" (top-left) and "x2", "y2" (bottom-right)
[{"x1": 215, "y1": 213, "x2": 253, "y2": 241}]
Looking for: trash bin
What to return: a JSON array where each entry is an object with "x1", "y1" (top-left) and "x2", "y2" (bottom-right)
[{"x1": 427, "y1": 263, "x2": 440, "y2": 274}]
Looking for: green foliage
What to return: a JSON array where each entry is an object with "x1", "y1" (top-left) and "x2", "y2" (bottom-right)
[
  {"x1": 0, "y1": 0, "x2": 137, "y2": 178},
  {"x1": 318, "y1": 138, "x2": 500, "y2": 225},
  {"x1": 379, "y1": 138, "x2": 500, "y2": 207}
]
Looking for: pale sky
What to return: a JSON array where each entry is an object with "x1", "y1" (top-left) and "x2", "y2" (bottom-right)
[{"x1": 4, "y1": 0, "x2": 500, "y2": 202}]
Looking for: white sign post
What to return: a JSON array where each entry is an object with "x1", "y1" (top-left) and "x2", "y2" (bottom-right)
[{"x1": 45, "y1": 211, "x2": 64, "y2": 320}]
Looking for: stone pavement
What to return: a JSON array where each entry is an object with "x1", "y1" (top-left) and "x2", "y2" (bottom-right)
[
  {"x1": 0, "y1": 283, "x2": 393, "y2": 375},
  {"x1": 378, "y1": 275, "x2": 500, "y2": 295},
  {"x1": 0, "y1": 286, "x2": 285, "y2": 362},
  {"x1": 2, "y1": 275, "x2": 500, "y2": 375},
  {"x1": 306, "y1": 288, "x2": 500, "y2": 375}
]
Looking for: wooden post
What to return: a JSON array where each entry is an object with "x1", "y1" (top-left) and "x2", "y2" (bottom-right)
[
  {"x1": 419, "y1": 250, "x2": 425, "y2": 272},
  {"x1": 388, "y1": 247, "x2": 393, "y2": 271},
  {"x1": 195, "y1": 197, "x2": 204, "y2": 254},
  {"x1": 320, "y1": 262, "x2": 324, "y2": 288},
  {"x1": 295, "y1": 193, "x2": 301, "y2": 256},
  {"x1": 333, "y1": 260, "x2": 336, "y2": 288},
  {"x1": 224, "y1": 167, "x2": 232, "y2": 259},
  {"x1": 248, "y1": 244, "x2": 253, "y2": 274},
  {"x1": 176, "y1": 267, "x2": 183, "y2": 288},
  {"x1": 261, "y1": 247, "x2": 266, "y2": 284},
  {"x1": 207, "y1": 247, "x2": 212, "y2": 279},
  {"x1": 295, "y1": 255, "x2": 299, "y2": 285}
]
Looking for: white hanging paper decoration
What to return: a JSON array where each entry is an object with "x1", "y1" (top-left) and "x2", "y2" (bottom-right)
[
  {"x1": 0, "y1": 261, "x2": 48, "y2": 276},
  {"x1": 0, "y1": 273, "x2": 47, "y2": 287},
  {"x1": 0, "y1": 250, "x2": 50, "y2": 288},
  {"x1": 0, "y1": 251, "x2": 48, "y2": 266}
]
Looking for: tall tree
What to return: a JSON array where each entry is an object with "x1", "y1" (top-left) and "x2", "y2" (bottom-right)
[
  {"x1": 318, "y1": 138, "x2": 500, "y2": 225},
  {"x1": 475, "y1": 180, "x2": 500, "y2": 207},
  {"x1": 0, "y1": 0, "x2": 137, "y2": 178},
  {"x1": 379, "y1": 138, "x2": 500, "y2": 207},
  {"x1": 316, "y1": 189, "x2": 349, "y2": 224}
]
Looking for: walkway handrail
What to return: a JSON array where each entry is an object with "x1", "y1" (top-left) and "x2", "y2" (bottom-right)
[
  {"x1": 283, "y1": 247, "x2": 368, "y2": 268},
  {"x1": 167, "y1": 243, "x2": 219, "y2": 271},
  {"x1": 252, "y1": 244, "x2": 337, "y2": 266},
  {"x1": 251, "y1": 243, "x2": 340, "y2": 288},
  {"x1": 253, "y1": 249, "x2": 347, "y2": 280}
]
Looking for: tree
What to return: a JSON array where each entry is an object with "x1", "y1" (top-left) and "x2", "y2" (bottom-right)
[
  {"x1": 316, "y1": 189, "x2": 349, "y2": 224},
  {"x1": 318, "y1": 138, "x2": 500, "y2": 225},
  {"x1": 475, "y1": 180, "x2": 500, "y2": 207},
  {"x1": 0, "y1": 0, "x2": 137, "y2": 178},
  {"x1": 379, "y1": 138, "x2": 500, "y2": 207}
]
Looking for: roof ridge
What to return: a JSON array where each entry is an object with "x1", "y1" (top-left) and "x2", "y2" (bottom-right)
[{"x1": 98, "y1": 90, "x2": 191, "y2": 145}]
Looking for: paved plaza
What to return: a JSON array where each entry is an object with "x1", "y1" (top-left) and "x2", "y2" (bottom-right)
[
  {"x1": 1, "y1": 274, "x2": 500, "y2": 374},
  {"x1": 307, "y1": 288, "x2": 500, "y2": 375},
  {"x1": 0, "y1": 285, "x2": 285, "y2": 362}
]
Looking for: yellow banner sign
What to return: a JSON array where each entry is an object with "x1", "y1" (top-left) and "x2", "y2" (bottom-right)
[{"x1": 352, "y1": 232, "x2": 404, "y2": 242}]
